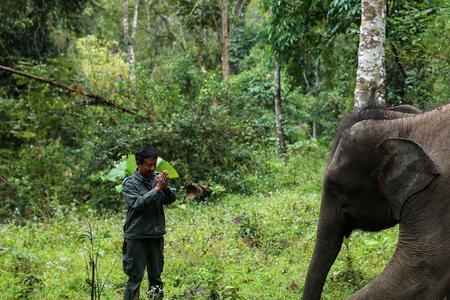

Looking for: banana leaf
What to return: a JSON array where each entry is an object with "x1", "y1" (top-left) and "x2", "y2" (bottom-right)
[{"x1": 125, "y1": 154, "x2": 179, "y2": 179}]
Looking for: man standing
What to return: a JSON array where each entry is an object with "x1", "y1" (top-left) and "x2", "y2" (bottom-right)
[{"x1": 122, "y1": 146, "x2": 176, "y2": 300}]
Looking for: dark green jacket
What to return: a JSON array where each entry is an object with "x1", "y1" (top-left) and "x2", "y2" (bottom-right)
[{"x1": 122, "y1": 171, "x2": 176, "y2": 239}]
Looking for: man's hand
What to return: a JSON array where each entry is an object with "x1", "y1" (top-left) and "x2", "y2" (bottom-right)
[{"x1": 155, "y1": 170, "x2": 169, "y2": 192}]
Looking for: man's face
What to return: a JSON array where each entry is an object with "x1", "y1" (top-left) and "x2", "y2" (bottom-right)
[{"x1": 137, "y1": 157, "x2": 157, "y2": 178}]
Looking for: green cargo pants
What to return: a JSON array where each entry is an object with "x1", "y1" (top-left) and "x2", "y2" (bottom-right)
[{"x1": 122, "y1": 238, "x2": 164, "y2": 300}]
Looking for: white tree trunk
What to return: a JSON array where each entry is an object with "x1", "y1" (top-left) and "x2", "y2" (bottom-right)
[
  {"x1": 131, "y1": 0, "x2": 139, "y2": 42},
  {"x1": 123, "y1": 0, "x2": 140, "y2": 84},
  {"x1": 354, "y1": 0, "x2": 386, "y2": 108},
  {"x1": 123, "y1": 0, "x2": 129, "y2": 41}
]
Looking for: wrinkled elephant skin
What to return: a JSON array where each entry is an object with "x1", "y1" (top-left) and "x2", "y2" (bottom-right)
[{"x1": 303, "y1": 104, "x2": 450, "y2": 300}]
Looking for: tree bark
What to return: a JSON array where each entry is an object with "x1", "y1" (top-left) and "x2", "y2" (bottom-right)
[
  {"x1": 274, "y1": 60, "x2": 287, "y2": 157},
  {"x1": 196, "y1": 0, "x2": 206, "y2": 68},
  {"x1": 220, "y1": 0, "x2": 230, "y2": 81},
  {"x1": 123, "y1": 0, "x2": 140, "y2": 84},
  {"x1": 354, "y1": 0, "x2": 386, "y2": 108}
]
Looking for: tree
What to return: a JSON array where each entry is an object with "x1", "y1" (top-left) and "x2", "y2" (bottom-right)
[
  {"x1": 260, "y1": 0, "x2": 308, "y2": 157},
  {"x1": 0, "y1": 0, "x2": 93, "y2": 87},
  {"x1": 274, "y1": 59, "x2": 287, "y2": 156},
  {"x1": 354, "y1": 0, "x2": 386, "y2": 108},
  {"x1": 122, "y1": 0, "x2": 141, "y2": 83},
  {"x1": 220, "y1": 0, "x2": 231, "y2": 81}
]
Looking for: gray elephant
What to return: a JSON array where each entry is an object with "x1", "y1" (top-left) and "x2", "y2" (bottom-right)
[{"x1": 302, "y1": 104, "x2": 450, "y2": 299}]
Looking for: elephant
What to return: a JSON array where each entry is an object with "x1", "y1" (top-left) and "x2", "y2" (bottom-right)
[{"x1": 302, "y1": 103, "x2": 450, "y2": 299}]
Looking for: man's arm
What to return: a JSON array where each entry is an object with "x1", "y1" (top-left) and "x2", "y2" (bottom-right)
[
  {"x1": 161, "y1": 188, "x2": 176, "y2": 205},
  {"x1": 122, "y1": 180, "x2": 164, "y2": 211}
]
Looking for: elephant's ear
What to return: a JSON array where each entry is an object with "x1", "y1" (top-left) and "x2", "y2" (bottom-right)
[{"x1": 379, "y1": 138, "x2": 439, "y2": 220}]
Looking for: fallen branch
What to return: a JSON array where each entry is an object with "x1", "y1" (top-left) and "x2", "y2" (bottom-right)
[
  {"x1": 0, "y1": 175, "x2": 14, "y2": 189},
  {"x1": 0, "y1": 64, "x2": 151, "y2": 121}
]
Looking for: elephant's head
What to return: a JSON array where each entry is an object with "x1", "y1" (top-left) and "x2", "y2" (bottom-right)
[{"x1": 302, "y1": 107, "x2": 438, "y2": 300}]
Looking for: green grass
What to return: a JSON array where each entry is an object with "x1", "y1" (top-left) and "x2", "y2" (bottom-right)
[{"x1": 0, "y1": 150, "x2": 398, "y2": 299}]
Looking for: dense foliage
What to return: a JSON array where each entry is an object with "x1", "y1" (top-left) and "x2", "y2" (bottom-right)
[
  {"x1": 1, "y1": 0, "x2": 450, "y2": 219},
  {"x1": 1, "y1": 149, "x2": 400, "y2": 299},
  {"x1": 1, "y1": 0, "x2": 449, "y2": 298}
]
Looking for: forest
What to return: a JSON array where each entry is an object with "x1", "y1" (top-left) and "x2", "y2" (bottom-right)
[{"x1": 1, "y1": 0, "x2": 450, "y2": 299}]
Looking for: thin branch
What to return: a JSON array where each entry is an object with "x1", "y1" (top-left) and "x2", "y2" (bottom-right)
[
  {"x1": 390, "y1": 43, "x2": 407, "y2": 79},
  {"x1": 97, "y1": 253, "x2": 119, "y2": 298},
  {"x1": 0, "y1": 65, "x2": 151, "y2": 121},
  {"x1": 156, "y1": 12, "x2": 187, "y2": 51},
  {"x1": 0, "y1": 175, "x2": 14, "y2": 189}
]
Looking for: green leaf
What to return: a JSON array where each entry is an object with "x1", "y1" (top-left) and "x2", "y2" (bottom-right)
[
  {"x1": 21, "y1": 131, "x2": 36, "y2": 139},
  {"x1": 105, "y1": 157, "x2": 127, "y2": 181},
  {"x1": 126, "y1": 154, "x2": 179, "y2": 179},
  {"x1": 126, "y1": 154, "x2": 137, "y2": 175},
  {"x1": 156, "y1": 157, "x2": 180, "y2": 179}
]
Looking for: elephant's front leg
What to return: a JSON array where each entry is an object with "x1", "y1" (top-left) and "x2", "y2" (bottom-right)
[
  {"x1": 348, "y1": 261, "x2": 443, "y2": 300},
  {"x1": 349, "y1": 231, "x2": 450, "y2": 300}
]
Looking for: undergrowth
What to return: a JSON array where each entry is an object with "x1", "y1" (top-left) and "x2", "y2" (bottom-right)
[{"x1": 0, "y1": 148, "x2": 398, "y2": 299}]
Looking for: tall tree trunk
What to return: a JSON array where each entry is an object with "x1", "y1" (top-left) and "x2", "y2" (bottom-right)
[
  {"x1": 123, "y1": 0, "x2": 140, "y2": 84},
  {"x1": 274, "y1": 60, "x2": 287, "y2": 157},
  {"x1": 196, "y1": 0, "x2": 206, "y2": 68},
  {"x1": 354, "y1": 0, "x2": 386, "y2": 108},
  {"x1": 220, "y1": 0, "x2": 230, "y2": 81}
]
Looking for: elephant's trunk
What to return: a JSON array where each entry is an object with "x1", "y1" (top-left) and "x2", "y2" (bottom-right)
[{"x1": 302, "y1": 197, "x2": 345, "y2": 300}]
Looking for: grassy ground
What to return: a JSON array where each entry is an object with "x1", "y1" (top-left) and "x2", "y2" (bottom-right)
[{"x1": 0, "y1": 150, "x2": 398, "y2": 299}]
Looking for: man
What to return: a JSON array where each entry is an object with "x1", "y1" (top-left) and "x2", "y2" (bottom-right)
[{"x1": 122, "y1": 146, "x2": 176, "y2": 300}]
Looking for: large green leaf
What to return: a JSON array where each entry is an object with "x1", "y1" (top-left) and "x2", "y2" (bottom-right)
[
  {"x1": 155, "y1": 157, "x2": 180, "y2": 179},
  {"x1": 126, "y1": 154, "x2": 137, "y2": 175},
  {"x1": 125, "y1": 154, "x2": 179, "y2": 179},
  {"x1": 105, "y1": 158, "x2": 128, "y2": 182}
]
